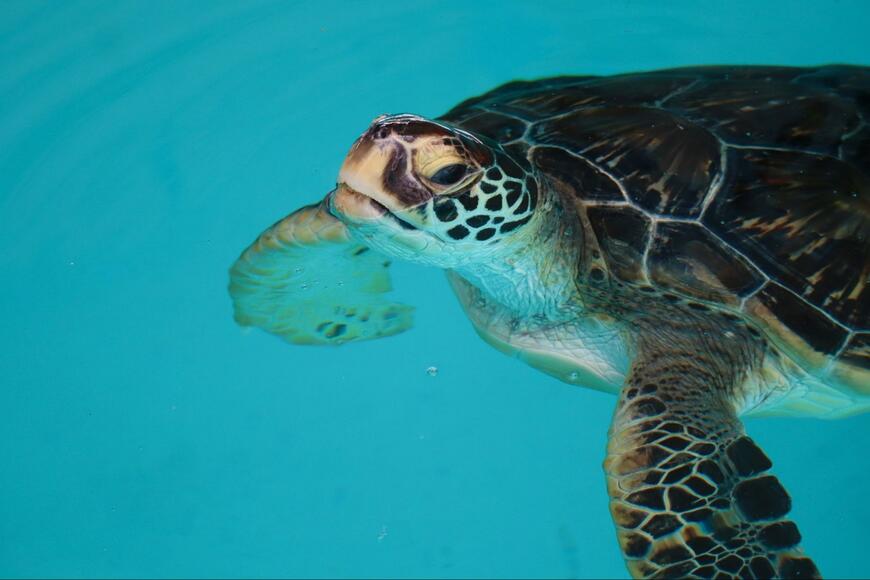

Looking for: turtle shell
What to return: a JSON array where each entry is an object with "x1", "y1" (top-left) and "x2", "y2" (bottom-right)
[{"x1": 440, "y1": 65, "x2": 869, "y2": 395}]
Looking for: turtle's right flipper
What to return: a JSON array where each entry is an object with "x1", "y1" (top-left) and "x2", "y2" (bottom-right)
[
  {"x1": 605, "y1": 342, "x2": 820, "y2": 579},
  {"x1": 229, "y1": 202, "x2": 413, "y2": 345}
]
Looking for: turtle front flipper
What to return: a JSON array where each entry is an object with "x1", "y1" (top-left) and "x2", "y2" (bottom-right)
[
  {"x1": 605, "y1": 333, "x2": 820, "y2": 579},
  {"x1": 228, "y1": 202, "x2": 413, "y2": 345}
]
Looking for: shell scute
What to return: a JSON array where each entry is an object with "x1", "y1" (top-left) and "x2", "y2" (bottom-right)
[
  {"x1": 531, "y1": 146, "x2": 624, "y2": 203},
  {"x1": 667, "y1": 79, "x2": 861, "y2": 155},
  {"x1": 587, "y1": 205, "x2": 652, "y2": 283},
  {"x1": 745, "y1": 283, "x2": 850, "y2": 372},
  {"x1": 704, "y1": 147, "x2": 870, "y2": 330},
  {"x1": 530, "y1": 106, "x2": 722, "y2": 217},
  {"x1": 647, "y1": 222, "x2": 765, "y2": 305}
]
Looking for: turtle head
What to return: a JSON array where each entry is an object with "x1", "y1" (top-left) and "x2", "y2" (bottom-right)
[{"x1": 328, "y1": 114, "x2": 539, "y2": 268}]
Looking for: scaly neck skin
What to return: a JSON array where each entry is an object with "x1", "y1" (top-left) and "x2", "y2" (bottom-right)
[{"x1": 452, "y1": 182, "x2": 582, "y2": 321}]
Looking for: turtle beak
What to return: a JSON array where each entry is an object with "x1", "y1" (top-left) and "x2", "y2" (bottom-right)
[
  {"x1": 328, "y1": 183, "x2": 388, "y2": 222},
  {"x1": 338, "y1": 128, "x2": 394, "y2": 205},
  {"x1": 327, "y1": 119, "x2": 401, "y2": 223}
]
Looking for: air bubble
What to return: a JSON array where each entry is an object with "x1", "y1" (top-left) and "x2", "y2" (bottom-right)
[{"x1": 426, "y1": 366, "x2": 438, "y2": 377}]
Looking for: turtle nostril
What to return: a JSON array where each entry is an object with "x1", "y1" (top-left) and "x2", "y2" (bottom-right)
[{"x1": 374, "y1": 127, "x2": 390, "y2": 139}]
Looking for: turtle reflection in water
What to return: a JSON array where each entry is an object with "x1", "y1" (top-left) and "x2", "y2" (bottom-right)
[{"x1": 229, "y1": 65, "x2": 869, "y2": 579}]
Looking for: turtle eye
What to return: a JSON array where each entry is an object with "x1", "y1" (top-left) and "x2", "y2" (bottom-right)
[{"x1": 429, "y1": 163, "x2": 468, "y2": 186}]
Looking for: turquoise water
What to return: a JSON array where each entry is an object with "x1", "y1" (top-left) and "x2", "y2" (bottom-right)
[{"x1": 1, "y1": 1, "x2": 868, "y2": 577}]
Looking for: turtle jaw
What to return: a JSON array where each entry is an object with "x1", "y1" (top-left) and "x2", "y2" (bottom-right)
[
  {"x1": 329, "y1": 183, "x2": 420, "y2": 231},
  {"x1": 327, "y1": 183, "x2": 454, "y2": 264},
  {"x1": 329, "y1": 183, "x2": 388, "y2": 221}
]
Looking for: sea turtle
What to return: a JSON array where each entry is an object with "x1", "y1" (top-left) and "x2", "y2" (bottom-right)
[{"x1": 229, "y1": 65, "x2": 870, "y2": 579}]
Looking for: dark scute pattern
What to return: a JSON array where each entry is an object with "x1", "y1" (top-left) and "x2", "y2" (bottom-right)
[
  {"x1": 499, "y1": 214, "x2": 532, "y2": 234},
  {"x1": 686, "y1": 535, "x2": 716, "y2": 555},
  {"x1": 446, "y1": 224, "x2": 469, "y2": 240},
  {"x1": 502, "y1": 142, "x2": 531, "y2": 168},
  {"x1": 324, "y1": 323, "x2": 347, "y2": 338},
  {"x1": 532, "y1": 146, "x2": 624, "y2": 202},
  {"x1": 627, "y1": 487, "x2": 666, "y2": 510},
  {"x1": 750, "y1": 556, "x2": 777, "y2": 579},
  {"x1": 531, "y1": 106, "x2": 721, "y2": 217},
  {"x1": 475, "y1": 227, "x2": 496, "y2": 241},
  {"x1": 642, "y1": 514, "x2": 681, "y2": 538},
  {"x1": 485, "y1": 195, "x2": 503, "y2": 211},
  {"x1": 515, "y1": 193, "x2": 529, "y2": 214},
  {"x1": 587, "y1": 205, "x2": 652, "y2": 282},
  {"x1": 779, "y1": 556, "x2": 821, "y2": 579},
  {"x1": 684, "y1": 476, "x2": 716, "y2": 497},
  {"x1": 497, "y1": 151, "x2": 525, "y2": 179},
  {"x1": 668, "y1": 79, "x2": 861, "y2": 155},
  {"x1": 710, "y1": 522, "x2": 738, "y2": 542},
  {"x1": 659, "y1": 435, "x2": 691, "y2": 450},
  {"x1": 734, "y1": 475, "x2": 791, "y2": 521},
  {"x1": 726, "y1": 436, "x2": 773, "y2": 477},
  {"x1": 689, "y1": 442, "x2": 715, "y2": 456},
  {"x1": 624, "y1": 533, "x2": 652, "y2": 558},
  {"x1": 759, "y1": 521, "x2": 802, "y2": 549},
  {"x1": 683, "y1": 507, "x2": 713, "y2": 522},
  {"x1": 707, "y1": 147, "x2": 869, "y2": 330},
  {"x1": 466, "y1": 214, "x2": 489, "y2": 228},
  {"x1": 651, "y1": 544, "x2": 693, "y2": 565},
  {"x1": 717, "y1": 554, "x2": 742, "y2": 573},
  {"x1": 648, "y1": 222, "x2": 766, "y2": 303},
  {"x1": 433, "y1": 199, "x2": 458, "y2": 222},
  {"x1": 613, "y1": 504, "x2": 647, "y2": 529},
  {"x1": 753, "y1": 283, "x2": 849, "y2": 355},
  {"x1": 667, "y1": 486, "x2": 702, "y2": 512},
  {"x1": 662, "y1": 464, "x2": 692, "y2": 484},
  {"x1": 456, "y1": 191, "x2": 478, "y2": 211},
  {"x1": 634, "y1": 397, "x2": 666, "y2": 417},
  {"x1": 504, "y1": 180, "x2": 522, "y2": 206}
]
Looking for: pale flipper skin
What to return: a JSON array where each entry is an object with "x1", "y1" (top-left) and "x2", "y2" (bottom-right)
[
  {"x1": 606, "y1": 321, "x2": 820, "y2": 579},
  {"x1": 229, "y1": 203, "x2": 413, "y2": 345}
]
